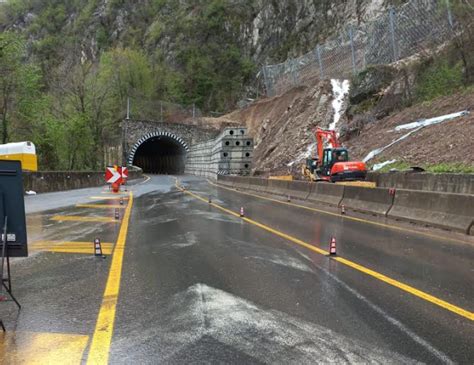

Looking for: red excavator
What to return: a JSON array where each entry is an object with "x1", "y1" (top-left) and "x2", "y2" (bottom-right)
[{"x1": 302, "y1": 127, "x2": 367, "y2": 182}]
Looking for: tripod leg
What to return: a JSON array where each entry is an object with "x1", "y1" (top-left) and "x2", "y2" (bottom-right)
[{"x1": 3, "y1": 257, "x2": 20, "y2": 310}]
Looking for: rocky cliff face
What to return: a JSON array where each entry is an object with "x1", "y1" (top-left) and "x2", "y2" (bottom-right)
[
  {"x1": 244, "y1": 0, "x2": 398, "y2": 61},
  {"x1": 2, "y1": 0, "x2": 400, "y2": 65}
]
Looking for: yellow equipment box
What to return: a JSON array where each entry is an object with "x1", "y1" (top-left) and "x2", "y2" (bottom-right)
[{"x1": 0, "y1": 141, "x2": 38, "y2": 172}]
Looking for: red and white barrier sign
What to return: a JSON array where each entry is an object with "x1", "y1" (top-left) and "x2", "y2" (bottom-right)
[
  {"x1": 105, "y1": 166, "x2": 122, "y2": 184},
  {"x1": 121, "y1": 167, "x2": 128, "y2": 182}
]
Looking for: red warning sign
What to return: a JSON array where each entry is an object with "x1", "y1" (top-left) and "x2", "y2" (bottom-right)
[
  {"x1": 105, "y1": 166, "x2": 122, "y2": 184},
  {"x1": 121, "y1": 166, "x2": 128, "y2": 182}
]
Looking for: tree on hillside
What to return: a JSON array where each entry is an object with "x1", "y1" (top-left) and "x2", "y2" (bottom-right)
[
  {"x1": 451, "y1": 0, "x2": 474, "y2": 84},
  {"x1": 0, "y1": 32, "x2": 43, "y2": 144}
]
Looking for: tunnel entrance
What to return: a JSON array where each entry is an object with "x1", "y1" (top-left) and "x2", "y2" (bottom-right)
[{"x1": 132, "y1": 135, "x2": 187, "y2": 174}]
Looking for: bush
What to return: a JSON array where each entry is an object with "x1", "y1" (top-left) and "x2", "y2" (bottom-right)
[{"x1": 416, "y1": 61, "x2": 463, "y2": 102}]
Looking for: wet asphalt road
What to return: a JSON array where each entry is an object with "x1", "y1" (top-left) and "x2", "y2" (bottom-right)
[{"x1": 1, "y1": 175, "x2": 473, "y2": 364}]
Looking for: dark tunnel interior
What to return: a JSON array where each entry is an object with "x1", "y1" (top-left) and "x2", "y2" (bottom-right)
[{"x1": 133, "y1": 137, "x2": 186, "y2": 174}]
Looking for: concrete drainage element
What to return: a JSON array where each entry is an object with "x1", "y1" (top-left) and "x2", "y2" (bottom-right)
[{"x1": 185, "y1": 127, "x2": 253, "y2": 178}]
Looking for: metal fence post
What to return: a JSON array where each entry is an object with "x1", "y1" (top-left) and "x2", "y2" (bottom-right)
[
  {"x1": 446, "y1": 0, "x2": 454, "y2": 28},
  {"x1": 192, "y1": 103, "x2": 196, "y2": 120},
  {"x1": 316, "y1": 45, "x2": 324, "y2": 78},
  {"x1": 389, "y1": 7, "x2": 398, "y2": 62},
  {"x1": 160, "y1": 101, "x2": 163, "y2": 122},
  {"x1": 262, "y1": 65, "x2": 271, "y2": 96},
  {"x1": 126, "y1": 97, "x2": 130, "y2": 120},
  {"x1": 349, "y1": 26, "x2": 357, "y2": 74},
  {"x1": 291, "y1": 59, "x2": 298, "y2": 85}
]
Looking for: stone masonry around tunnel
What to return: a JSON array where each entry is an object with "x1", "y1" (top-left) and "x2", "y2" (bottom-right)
[{"x1": 122, "y1": 119, "x2": 221, "y2": 174}]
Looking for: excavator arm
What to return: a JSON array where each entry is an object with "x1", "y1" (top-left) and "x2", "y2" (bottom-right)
[{"x1": 315, "y1": 127, "x2": 341, "y2": 161}]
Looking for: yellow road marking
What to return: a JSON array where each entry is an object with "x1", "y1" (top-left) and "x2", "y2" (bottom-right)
[
  {"x1": 178, "y1": 180, "x2": 474, "y2": 321},
  {"x1": 30, "y1": 241, "x2": 114, "y2": 255},
  {"x1": 334, "y1": 257, "x2": 474, "y2": 321},
  {"x1": 0, "y1": 331, "x2": 89, "y2": 364},
  {"x1": 89, "y1": 196, "x2": 129, "y2": 201},
  {"x1": 76, "y1": 204, "x2": 125, "y2": 209},
  {"x1": 51, "y1": 215, "x2": 119, "y2": 223},
  {"x1": 35, "y1": 247, "x2": 113, "y2": 255},
  {"x1": 208, "y1": 180, "x2": 472, "y2": 245},
  {"x1": 87, "y1": 192, "x2": 134, "y2": 364}
]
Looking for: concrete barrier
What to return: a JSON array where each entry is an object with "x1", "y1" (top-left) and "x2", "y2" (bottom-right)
[
  {"x1": 247, "y1": 177, "x2": 268, "y2": 193},
  {"x1": 287, "y1": 181, "x2": 312, "y2": 200},
  {"x1": 217, "y1": 175, "x2": 234, "y2": 186},
  {"x1": 267, "y1": 179, "x2": 290, "y2": 196},
  {"x1": 23, "y1": 168, "x2": 142, "y2": 194},
  {"x1": 232, "y1": 176, "x2": 250, "y2": 190},
  {"x1": 341, "y1": 186, "x2": 394, "y2": 216},
  {"x1": 307, "y1": 183, "x2": 345, "y2": 207},
  {"x1": 367, "y1": 172, "x2": 474, "y2": 195},
  {"x1": 388, "y1": 189, "x2": 474, "y2": 234}
]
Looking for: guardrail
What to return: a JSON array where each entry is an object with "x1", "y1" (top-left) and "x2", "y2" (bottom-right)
[{"x1": 216, "y1": 176, "x2": 474, "y2": 235}]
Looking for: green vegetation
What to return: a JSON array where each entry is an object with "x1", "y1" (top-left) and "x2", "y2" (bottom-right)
[
  {"x1": 373, "y1": 161, "x2": 474, "y2": 174},
  {"x1": 0, "y1": 0, "x2": 257, "y2": 170},
  {"x1": 373, "y1": 161, "x2": 411, "y2": 173},
  {"x1": 425, "y1": 163, "x2": 474, "y2": 174},
  {"x1": 415, "y1": 61, "x2": 464, "y2": 102}
]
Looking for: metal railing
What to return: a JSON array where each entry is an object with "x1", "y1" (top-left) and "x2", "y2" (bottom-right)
[{"x1": 262, "y1": 0, "x2": 456, "y2": 96}]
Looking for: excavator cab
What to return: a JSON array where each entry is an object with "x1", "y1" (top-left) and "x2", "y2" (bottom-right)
[{"x1": 321, "y1": 148, "x2": 349, "y2": 176}]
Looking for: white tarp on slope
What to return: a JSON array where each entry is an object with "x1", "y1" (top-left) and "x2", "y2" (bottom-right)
[
  {"x1": 364, "y1": 110, "x2": 470, "y2": 163},
  {"x1": 372, "y1": 159, "x2": 397, "y2": 171},
  {"x1": 394, "y1": 110, "x2": 469, "y2": 131}
]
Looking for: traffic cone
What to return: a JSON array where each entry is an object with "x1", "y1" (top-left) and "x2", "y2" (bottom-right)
[
  {"x1": 94, "y1": 238, "x2": 102, "y2": 256},
  {"x1": 240, "y1": 207, "x2": 245, "y2": 217},
  {"x1": 115, "y1": 208, "x2": 120, "y2": 220},
  {"x1": 329, "y1": 237, "x2": 337, "y2": 256},
  {"x1": 341, "y1": 204, "x2": 346, "y2": 215}
]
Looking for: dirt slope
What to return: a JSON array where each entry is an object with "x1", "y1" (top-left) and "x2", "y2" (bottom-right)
[
  {"x1": 210, "y1": 82, "x2": 473, "y2": 176},
  {"x1": 224, "y1": 83, "x2": 335, "y2": 176},
  {"x1": 346, "y1": 91, "x2": 474, "y2": 166}
]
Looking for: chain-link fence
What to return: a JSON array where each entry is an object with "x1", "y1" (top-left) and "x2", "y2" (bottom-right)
[
  {"x1": 123, "y1": 96, "x2": 203, "y2": 123},
  {"x1": 262, "y1": 0, "x2": 456, "y2": 97}
]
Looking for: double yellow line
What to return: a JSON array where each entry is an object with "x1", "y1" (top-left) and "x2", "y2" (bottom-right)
[{"x1": 179, "y1": 181, "x2": 473, "y2": 322}]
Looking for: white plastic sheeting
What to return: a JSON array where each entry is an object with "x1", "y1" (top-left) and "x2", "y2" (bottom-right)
[
  {"x1": 363, "y1": 127, "x2": 422, "y2": 163},
  {"x1": 329, "y1": 79, "x2": 350, "y2": 131},
  {"x1": 394, "y1": 111, "x2": 469, "y2": 131},
  {"x1": 364, "y1": 110, "x2": 470, "y2": 163},
  {"x1": 287, "y1": 143, "x2": 316, "y2": 167},
  {"x1": 372, "y1": 159, "x2": 397, "y2": 171}
]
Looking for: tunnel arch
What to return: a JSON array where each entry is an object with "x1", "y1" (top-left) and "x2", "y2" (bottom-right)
[{"x1": 128, "y1": 131, "x2": 189, "y2": 174}]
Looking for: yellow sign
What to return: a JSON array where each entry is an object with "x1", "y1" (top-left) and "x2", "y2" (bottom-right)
[
  {"x1": 0, "y1": 153, "x2": 38, "y2": 172},
  {"x1": 269, "y1": 175, "x2": 293, "y2": 181}
]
